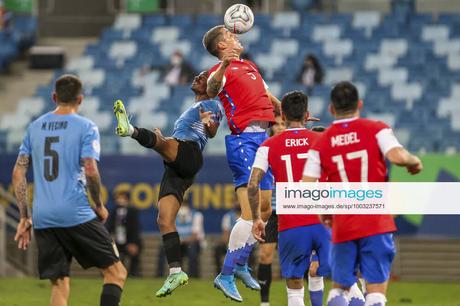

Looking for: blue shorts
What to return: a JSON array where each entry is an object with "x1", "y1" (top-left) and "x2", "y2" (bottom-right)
[
  {"x1": 331, "y1": 233, "x2": 396, "y2": 287},
  {"x1": 278, "y1": 224, "x2": 331, "y2": 279},
  {"x1": 225, "y1": 132, "x2": 274, "y2": 190}
]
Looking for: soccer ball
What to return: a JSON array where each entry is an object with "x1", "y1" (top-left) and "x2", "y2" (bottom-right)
[{"x1": 224, "y1": 4, "x2": 254, "y2": 34}]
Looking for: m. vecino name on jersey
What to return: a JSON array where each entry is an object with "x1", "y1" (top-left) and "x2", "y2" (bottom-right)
[
  {"x1": 285, "y1": 138, "x2": 309, "y2": 147},
  {"x1": 331, "y1": 132, "x2": 360, "y2": 147},
  {"x1": 41, "y1": 121, "x2": 68, "y2": 131}
]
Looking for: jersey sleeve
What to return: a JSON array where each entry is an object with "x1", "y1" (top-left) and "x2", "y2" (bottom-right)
[
  {"x1": 18, "y1": 126, "x2": 31, "y2": 156},
  {"x1": 252, "y1": 146, "x2": 270, "y2": 172},
  {"x1": 376, "y1": 128, "x2": 403, "y2": 156},
  {"x1": 303, "y1": 149, "x2": 322, "y2": 179},
  {"x1": 81, "y1": 122, "x2": 101, "y2": 161}
]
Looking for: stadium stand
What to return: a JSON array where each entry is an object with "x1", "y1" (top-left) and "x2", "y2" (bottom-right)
[
  {"x1": 2, "y1": 6, "x2": 460, "y2": 155},
  {"x1": 0, "y1": 14, "x2": 36, "y2": 71}
]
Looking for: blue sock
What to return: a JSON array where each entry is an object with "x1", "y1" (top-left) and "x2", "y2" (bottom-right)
[
  {"x1": 235, "y1": 243, "x2": 254, "y2": 266},
  {"x1": 327, "y1": 289, "x2": 348, "y2": 306},
  {"x1": 310, "y1": 289, "x2": 323, "y2": 306},
  {"x1": 349, "y1": 298, "x2": 365, "y2": 306},
  {"x1": 222, "y1": 248, "x2": 244, "y2": 275}
]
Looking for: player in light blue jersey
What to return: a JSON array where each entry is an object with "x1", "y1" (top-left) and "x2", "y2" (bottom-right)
[
  {"x1": 114, "y1": 70, "x2": 224, "y2": 297},
  {"x1": 12, "y1": 75, "x2": 127, "y2": 306}
]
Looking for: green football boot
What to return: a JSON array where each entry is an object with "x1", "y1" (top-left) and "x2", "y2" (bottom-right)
[
  {"x1": 155, "y1": 271, "x2": 189, "y2": 298},
  {"x1": 113, "y1": 99, "x2": 131, "y2": 137}
]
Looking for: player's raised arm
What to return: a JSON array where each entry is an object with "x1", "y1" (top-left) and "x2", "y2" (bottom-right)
[
  {"x1": 207, "y1": 49, "x2": 237, "y2": 98},
  {"x1": 12, "y1": 154, "x2": 33, "y2": 250},
  {"x1": 200, "y1": 108, "x2": 219, "y2": 138},
  {"x1": 83, "y1": 158, "x2": 108, "y2": 222},
  {"x1": 266, "y1": 90, "x2": 281, "y2": 114}
]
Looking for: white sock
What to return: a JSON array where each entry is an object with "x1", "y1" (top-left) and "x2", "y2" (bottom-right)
[
  {"x1": 128, "y1": 124, "x2": 134, "y2": 136},
  {"x1": 359, "y1": 278, "x2": 366, "y2": 296},
  {"x1": 246, "y1": 222, "x2": 257, "y2": 245},
  {"x1": 308, "y1": 275, "x2": 324, "y2": 291},
  {"x1": 261, "y1": 303, "x2": 270, "y2": 306},
  {"x1": 327, "y1": 288, "x2": 347, "y2": 306},
  {"x1": 169, "y1": 267, "x2": 181, "y2": 275},
  {"x1": 365, "y1": 293, "x2": 386, "y2": 306},
  {"x1": 287, "y1": 287, "x2": 305, "y2": 306},
  {"x1": 228, "y1": 218, "x2": 252, "y2": 252},
  {"x1": 347, "y1": 283, "x2": 365, "y2": 304}
]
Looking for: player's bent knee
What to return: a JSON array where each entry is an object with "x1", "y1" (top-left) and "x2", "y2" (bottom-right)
[
  {"x1": 50, "y1": 276, "x2": 69, "y2": 287},
  {"x1": 103, "y1": 262, "x2": 128, "y2": 287},
  {"x1": 156, "y1": 215, "x2": 176, "y2": 233},
  {"x1": 259, "y1": 247, "x2": 274, "y2": 264}
]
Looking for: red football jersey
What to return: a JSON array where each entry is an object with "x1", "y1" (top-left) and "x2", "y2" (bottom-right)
[
  {"x1": 303, "y1": 117, "x2": 402, "y2": 243},
  {"x1": 208, "y1": 59, "x2": 275, "y2": 134},
  {"x1": 253, "y1": 128, "x2": 321, "y2": 232}
]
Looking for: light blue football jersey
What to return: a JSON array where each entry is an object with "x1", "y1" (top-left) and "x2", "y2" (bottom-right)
[
  {"x1": 19, "y1": 112, "x2": 100, "y2": 229},
  {"x1": 172, "y1": 99, "x2": 224, "y2": 150}
]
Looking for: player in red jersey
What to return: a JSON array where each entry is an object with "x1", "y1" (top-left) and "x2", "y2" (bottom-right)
[
  {"x1": 202, "y1": 25, "x2": 282, "y2": 302},
  {"x1": 303, "y1": 82, "x2": 423, "y2": 306},
  {"x1": 248, "y1": 91, "x2": 331, "y2": 306}
]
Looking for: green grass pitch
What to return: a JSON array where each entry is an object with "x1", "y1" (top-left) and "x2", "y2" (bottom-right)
[{"x1": 1, "y1": 278, "x2": 460, "y2": 306}]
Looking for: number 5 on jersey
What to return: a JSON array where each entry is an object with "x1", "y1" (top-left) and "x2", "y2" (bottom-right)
[{"x1": 44, "y1": 136, "x2": 60, "y2": 181}]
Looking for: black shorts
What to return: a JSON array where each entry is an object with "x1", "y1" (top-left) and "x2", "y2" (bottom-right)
[
  {"x1": 263, "y1": 210, "x2": 278, "y2": 244},
  {"x1": 34, "y1": 219, "x2": 119, "y2": 280},
  {"x1": 159, "y1": 140, "x2": 203, "y2": 204}
]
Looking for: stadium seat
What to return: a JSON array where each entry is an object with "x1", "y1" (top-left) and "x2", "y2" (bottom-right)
[
  {"x1": 308, "y1": 97, "x2": 326, "y2": 117},
  {"x1": 272, "y1": 12, "x2": 301, "y2": 30},
  {"x1": 271, "y1": 39, "x2": 299, "y2": 57},
  {"x1": 323, "y1": 40, "x2": 353, "y2": 65},
  {"x1": 79, "y1": 97, "x2": 101, "y2": 115},
  {"x1": 447, "y1": 54, "x2": 460, "y2": 70},
  {"x1": 352, "y1": 11, "x2": 381, "y2": 38},
  {"x1": 365, "y1": 54, "x2": 397, "y2": 71},
  {"x1": 16, "y1": 97, "x2": 45, "y2": 117},
  {"x1": 109, "y1": 41, "x2": 138, "y2": 66},
  {"x1": 66, "y1": 56, "x2": 95, "y2": 72},
  {"x1": 433, "y1": 39, "x2": 460, "y2": 57},
  {"x1": 421, "y1": 25, "x2": 450, "y2": 42},
  {"x1": 380, "y1": 39, "x2": 408, "y2": 58},
  {"x1": 143, "y1": 83, "x2": 170, "y2": 100},
  {"x1": 255, "y1": 54, "x2": 285, "y2": 79},
  {"x1": 367, "y1": 112, "x2": 396, "y2": 127},
  {"x1": 152, "y1": 27, "x2": 180, "y2": 43},
  {"x1": 378, "y1": 68, "x2": 408, "y2": 86},
  {"x1": 239, "y1": 26, "x2": 261, "y2": 45},
  {"x1": 160, "y1": 40, "x2": 191, "y2": 58},
  {"x1": 312, "y1": 25, "x2": 341, "y2": 42},
  {"x1": 78, "y1": 69, "x2": 106, "y2": 91},
  {"x1": 391, "y1": 83, "x2": 423, "y2": 109},
  {"x1": 324, "y1": 68, "x2": 354, "y2": 85},
  {"x1": 113, "y1": 14, "x2": 141, "y2": 33},
  {"x1": 137, "y1": 111, "x2": 168, "y2": 130}
]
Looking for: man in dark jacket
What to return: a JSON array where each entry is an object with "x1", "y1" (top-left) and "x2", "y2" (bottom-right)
[{"x1": 107, "y1": 190, "x2": 142, "y2": 277}]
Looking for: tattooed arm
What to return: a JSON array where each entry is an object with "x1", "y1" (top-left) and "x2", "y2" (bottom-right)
[
  {"x1": 206, "y1": 49, "x2": 237, "y2": 98},
  {"x1": 248, "y1": 167, "x2": 267, "y2": 242},
  {"x1": 248, "y1": 168, "x2": 266, "y2": 220},
  {"x1": 12, "y1": 154, "x2": 30, "y2": 219},
  {"x1": 206, "y1": 66, "x2": 226, "y2": 98},
  {"x1": 83, "y1": 158, "x2": 108, "y2": 222},
  {"x1": 12, "y1": 154, "x2": 33, "y2": 250}
]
